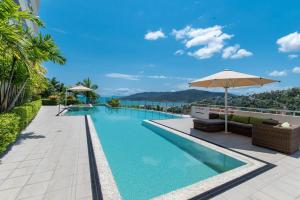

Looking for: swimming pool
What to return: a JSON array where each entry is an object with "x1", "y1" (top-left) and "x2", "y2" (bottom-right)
[{"x1": 66, "y1": 106, "x2": 262, "y2": 199}]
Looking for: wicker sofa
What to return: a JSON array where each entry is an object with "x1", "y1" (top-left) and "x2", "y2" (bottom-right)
[
  {"x1": 228, "y1": 121, "x2": 253, "y2": 137},
  {"x1": 193, "y1": 118, "x2": 225, "y2": 132},
  {"x1": 252, "y1": 124, "x2": 300, "y2": 154},
  {"x1": 193, "y1": 114, "x2": 263, "y2": 137}
]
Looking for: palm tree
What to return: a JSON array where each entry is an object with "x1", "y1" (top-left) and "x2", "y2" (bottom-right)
[
  {"x1": 0, "y1": 0, "x2": 66, "y2": 112},
  {"x1": 77, "y1": 78, "x2": 99, "y2": 104},
  {"x1": 0, "y1": 0, "x2": 42, "y2": 111},
  {"x1": 7, "y1": 33, "x2": 66, "y2": 110}
]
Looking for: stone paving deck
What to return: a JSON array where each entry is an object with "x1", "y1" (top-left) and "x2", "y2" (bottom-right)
[
  {"x1": 0, "y1": 106, "x2": 92, "y2": 200},
  {"x1": 154, "y1": 118, "x2": 300, "y2": 200}
]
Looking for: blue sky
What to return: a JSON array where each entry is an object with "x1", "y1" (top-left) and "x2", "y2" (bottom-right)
[{"x1": 40, "y1": 0, "x2": 300, "y2": 96}]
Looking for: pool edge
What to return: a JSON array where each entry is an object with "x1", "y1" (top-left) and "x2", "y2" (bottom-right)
[
  {"x1": 145, "y1": 120, "x2": 275, "y2": 200},
  {"x1": 85, "y1": 115, "x2": 122, "y2": 200}
]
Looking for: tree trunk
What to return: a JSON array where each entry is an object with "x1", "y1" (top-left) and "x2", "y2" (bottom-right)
[
  {"x1": 7, "y1": 78, "x2": 28, "y2": 111},
  {"x1": 1, "y1": 56, "x2": 17, "y2": 109}
]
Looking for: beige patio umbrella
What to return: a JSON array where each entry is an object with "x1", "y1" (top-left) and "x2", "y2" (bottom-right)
[
  {"x1": 65, "y1": 85, "x2": 93, "y2": 105},
  {"x1": 68, "y1": 85, "x2": 93, "y2": 92},
  {"x1": 189, "y1": 69, "x2": 279, "y2": 133}
]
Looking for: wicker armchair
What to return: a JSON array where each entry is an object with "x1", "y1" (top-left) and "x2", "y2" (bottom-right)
[{"x1": 252, "y1": 124, "x2": 300, "y2": 154}]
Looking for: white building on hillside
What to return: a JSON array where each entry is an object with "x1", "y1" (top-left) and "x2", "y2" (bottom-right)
[{"x1": 14, "y1": 0, "x2": 40, "y2": 33}]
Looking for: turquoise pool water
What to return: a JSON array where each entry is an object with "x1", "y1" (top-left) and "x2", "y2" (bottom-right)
[{"x1": 67, "y1": 106, "x2": 245, "y2": 200}]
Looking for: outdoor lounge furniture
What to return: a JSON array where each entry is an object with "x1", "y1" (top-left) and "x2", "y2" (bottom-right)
[
  {"x1": 252, "y1": 124, "x2": 300, "y2": 154},
  {"x1": 193, "y1": 114, "x2": 279, "y2": 138},
  {"x1": 228, "y1": 121, "x2": 253, "y2": 137},
  {"x1": 193, "y1": 119, "x2": 225, "y2": 132}
]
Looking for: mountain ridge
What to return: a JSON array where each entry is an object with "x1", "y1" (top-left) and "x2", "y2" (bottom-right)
[{"x1": 120, "y1": 89, "x2": 227, "y2": 103}]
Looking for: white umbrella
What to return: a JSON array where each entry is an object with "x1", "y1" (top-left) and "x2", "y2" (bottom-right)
[
  {"x1": 65, "y1": 85, "x2": 93, "y2": 105},
  {"x1": 67, "y1": 85, "x2": 93, "y2": 92},
  {"x1": 189, "y1": 69, "x2": 279, "y2": 133}
]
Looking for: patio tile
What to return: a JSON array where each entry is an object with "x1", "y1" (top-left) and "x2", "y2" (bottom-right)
[
  {"x1": 44, "y1": 187, "x2": 72, "y2": 200},
  {"x1": 245, "y1": 191, "x2": 275, "y2": 200},
  {"x1": 17, "y1": 195, "x2": 45, "y2": 200},
  {"x1": 0, "y1": 187, "x2": 21, "y2": 200},
  {"x1": 2, "y1": 155, "x2": 28, "y2": 163},
  {"x1": 17, "y1": 181, "x2": 49, "y2": 199},
  {"x1": 34, "y1": 162, "x2": 56, "y2": 173},
  {"x1": 9, "y1": 166, "x2": 35, "y2": 178},
  {"x1": 260, "y1": 185, "x2": 295, "y2": 200},
  {"x1": 0, "y1": 107, "x2": 93, "y2": 200},
  {"x1": 25, "y1": 153, "x2": 45, "y2": 161},
  {"x1": 75, "y1": 182, "x2": 92, "y2": 199},
  {"x1": 53, "y1": 166, "x2": 76, "y2": 178},
  {"x1": 47, "y1": 175, "x2": 74, "y2": 191},
  {"x1": 222, "y1": 184, "x2": 256, "y2": 200},
  {"x1": 0, "y1": 169, "x2": 13, "y2": 179},
  {"x1": 0, "y1": 162, "x2": 19, "y2": 172},
  {"x1": 0, "y1": 175, "x2": 30, "y2": 191},
  {"x1": 17, "y1": 159, "x2": 41, "y2": 169},
  {"x1": 27, "y1": 171, "x2": 54, "y2": 184},
  {"x1": 75, "y1": 172, "x2": 90, "y2": 186}
]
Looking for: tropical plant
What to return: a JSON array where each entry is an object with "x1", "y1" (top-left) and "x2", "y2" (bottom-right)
[
  {"x1": 0, "y1": 0, "x2": 66, "y2": 112},
  {"x1": 107, "y1": 98, "x2": 120, "y2": 107},
  {"x1": 41, "y1": 77, "x2": 66, "y2": 98},
  {"x1": 77, "y1": 78, "x2": 99, "y2": 104}
]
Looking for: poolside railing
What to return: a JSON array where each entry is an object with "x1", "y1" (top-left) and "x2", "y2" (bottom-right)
[
  {"x1": 192, "y1": 103, "x2": 300, "y2": 116},
  {"x1": 99, "y1": 98, "x2": 191, "y2": 116}
]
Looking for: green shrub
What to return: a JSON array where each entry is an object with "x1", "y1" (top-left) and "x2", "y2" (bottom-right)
[
  {"x1": 107, "y1": 98, "x2": 120, "y2": 107},
  {"x1": 232, "y1": 115, "x2": 250, "y2": 124},
  {"x1": 25, "y1": 100, "x2": 42, "y2": 115},
  {"x1": 42, "y1": 99, "x2": 58, "y2": 105},
  {"x1": 0, "y1": 100, "x2": 41, "y2": 154},
  {"x1": 249, "y1": 117, "x2": 264, "y2": 125},
  {"x1": 12, "y1": 106, "x2": 32, "y2": 130},
  {"x1": 66, "y1": 99, "x2": 81, "y2": 105},
  {"x1": 12, "y1": 100, "x2": 42, "y2": 130},
  {"x1": 0, "y1": 113, "x2": 20, "y2": 154},
  {"x1": 219, "y1": 114, "x2": 233, "y2": 120}
]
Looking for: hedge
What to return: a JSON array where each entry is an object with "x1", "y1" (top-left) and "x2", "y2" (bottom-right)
[
  {"x1": 24, "y1": 100, "x2": 42, "y2": 119},
  {"x1": 42, "y1": 99, "x2": 58, "y2": 105},
  {"x1": 11, "y1": 100, "x2": 42, "y2": 130},
  {"x1": 0, "y1": 100, "x2": 42, "y2": 154},
  {"x1": 0, "y1": 113, "x2": 20, "y2": 154},
  {"x1": 12, "y1": 105, "x2": 32, "y2": 130},
  {"x1": 231, "y1": 115, "x2": 250, "y2": 124}
]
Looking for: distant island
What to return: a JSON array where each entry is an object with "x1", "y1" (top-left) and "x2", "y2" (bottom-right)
[{"x1": 121, "y1": 89, "x2": 227, "y2": 103}]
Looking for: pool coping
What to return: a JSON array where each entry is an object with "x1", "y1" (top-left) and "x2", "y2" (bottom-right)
[
  {"x1": 84, "y1": 111, "x2": 274, "y2": 200},
  {"x1": 148, "y1": 120, "x2": 275, "y2": 200},
  {"x1": 85, "y1": 115, "x2": 122, "y2": 200}
]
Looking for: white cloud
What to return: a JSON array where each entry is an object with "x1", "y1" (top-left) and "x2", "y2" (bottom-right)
[
  {"x1": 147, "y1": 75, "x2": 167, "y2": 79},
  {"x1": 292, "y1": 66, "x2": 300, "y2": 73},
  {"x1": 172, "y1": 26, "x2": 192, "y2": 40},
  {"x1": 174, "y1": 49, "x2": 184, "y2": 55},
  {"x1": 288, "y1": 54, "x2": 298, "y2": 59},
  {"x1": 269, "y1": 70, "x2": 287, "y2": 77},
  {"x1": 277, "y1": 32, "x2": 300, "y2": 52},
  {"x1": 172, "y1": 25, "x2": 233, "y2": 59},
  {"x1": 173, "y1": 76, "x2": 195, "y2": 81},
  {"x1": 144, "y1": 29, "x2": 166, "y2": 40},
  {"x1": 222, "y1": 45, "x2": 253, "y2": 59},
  {"x1": 105, "y1": 73, "x2": 140, "y2": 80}
]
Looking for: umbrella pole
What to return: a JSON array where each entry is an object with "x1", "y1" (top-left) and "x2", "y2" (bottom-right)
[
  {"x1": 65, "y1": 90, "x2": 67, "y2": 107},
  {"x1": 225, "y1": 87, "x2": 228, "y2": 133}
]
